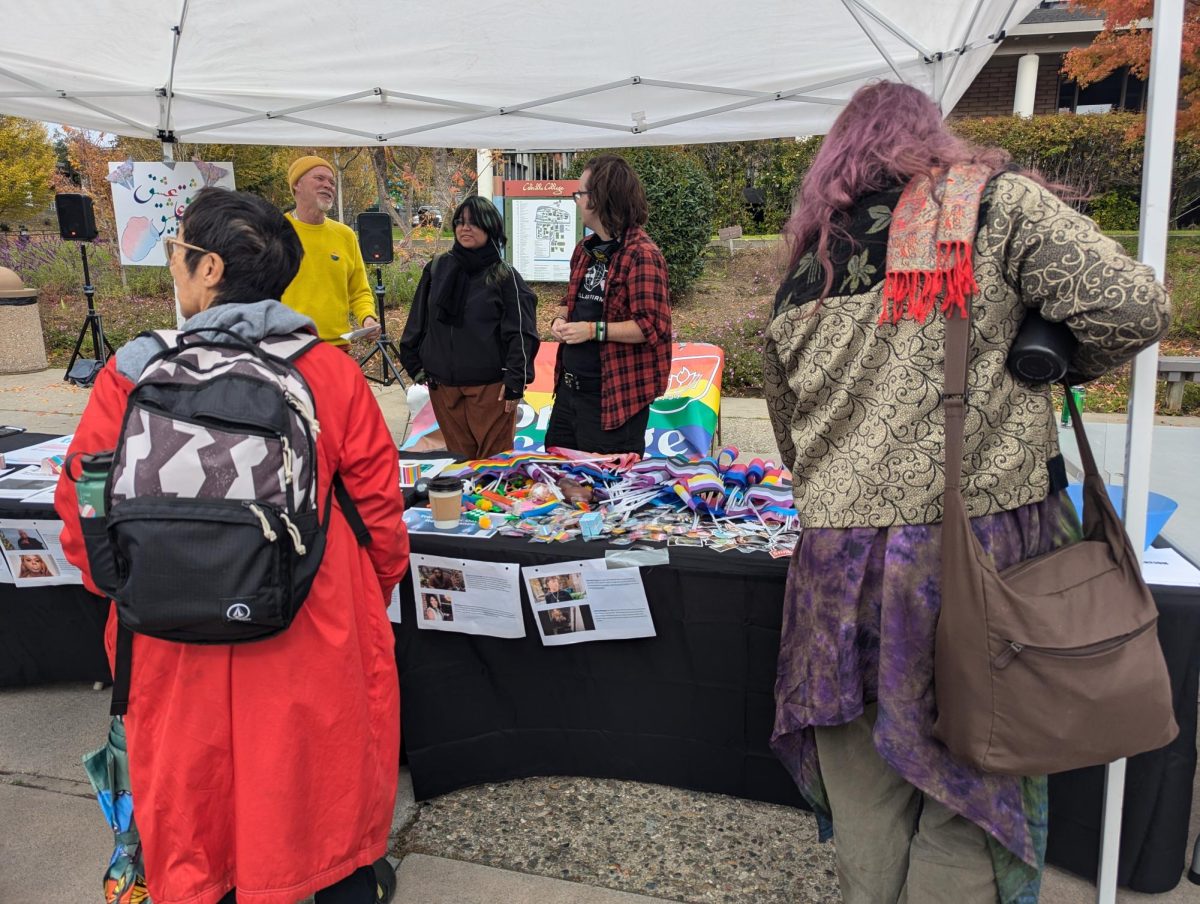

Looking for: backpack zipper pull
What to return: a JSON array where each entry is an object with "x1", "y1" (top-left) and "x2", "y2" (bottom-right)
[
  {"x1": 994, "y1": 641, "x2": 1024, "y2": 669},
  {"x1": 279, "y1": 512, "x2": 307, "y2": 555},
  {"x1": 281, "y1": 437, "x2": 295, "y2": 482},
  {"x1": 286, "y1": 392, "x2": 321, "y2": 436},
  {"x1": 245, "y1": 503, "x2": 278, "y2": 542}
]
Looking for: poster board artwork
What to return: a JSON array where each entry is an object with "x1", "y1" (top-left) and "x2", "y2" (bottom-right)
[{"x1": 108, "y1": 160, "x2": 236, "y2": 266}]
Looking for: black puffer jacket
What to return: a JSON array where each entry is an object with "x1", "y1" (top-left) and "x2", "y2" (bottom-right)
[{"x1": 399, "y1": 256, "x2": 539, "y2": 398}]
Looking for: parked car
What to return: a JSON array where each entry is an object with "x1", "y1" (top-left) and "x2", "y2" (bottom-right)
[{"x1": 412, "y1": 206, "x2": 443, "y2": 228}]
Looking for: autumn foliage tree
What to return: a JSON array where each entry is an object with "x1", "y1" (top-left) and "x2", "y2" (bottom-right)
[
  {"x1": 0, "y1": 117, "x2": 56, "y2": 226},
  {"x1": 1063, "y1": 0, "x2": 1200, "y2": 136}
]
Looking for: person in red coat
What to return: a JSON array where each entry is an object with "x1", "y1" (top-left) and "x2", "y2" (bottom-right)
[{"x1": 55, "y1": 189, "x2": 408, "y2": 904}]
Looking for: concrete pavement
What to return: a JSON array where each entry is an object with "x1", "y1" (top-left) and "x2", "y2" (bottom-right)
[{"x1": 1, "y1": 365, "x2": 1198, "y2": 902}]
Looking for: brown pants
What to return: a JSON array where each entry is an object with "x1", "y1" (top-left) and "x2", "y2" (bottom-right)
[
  {"x1": 429, "y1": 381, "x2": 516, "y2": 461},
  {"x1": 814, "y1": 705, "x2": 1000, "y2": 904}
]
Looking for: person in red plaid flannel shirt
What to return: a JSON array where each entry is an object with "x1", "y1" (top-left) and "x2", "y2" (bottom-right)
[{"x1": 546, "y1": 154, "x2": 672, "y2": 454}]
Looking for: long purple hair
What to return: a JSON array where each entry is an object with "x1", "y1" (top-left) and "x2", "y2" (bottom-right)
[{"x1": 784, "y1": 81, "x2": 1012, "y2": 300}]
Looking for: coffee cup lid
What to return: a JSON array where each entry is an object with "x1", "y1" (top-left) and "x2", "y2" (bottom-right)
[{"x1": 427, "y1": 476, "x2": 463, "y2": 493}]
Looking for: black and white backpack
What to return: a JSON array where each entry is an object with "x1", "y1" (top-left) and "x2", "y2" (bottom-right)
[{"x1": 80, "y1": 327, "x2": 368, "y2": 714}]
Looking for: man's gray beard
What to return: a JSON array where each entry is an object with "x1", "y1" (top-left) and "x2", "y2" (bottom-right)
[{"x1": 316, "y1": 197, "x2": 334, "y2": 213}]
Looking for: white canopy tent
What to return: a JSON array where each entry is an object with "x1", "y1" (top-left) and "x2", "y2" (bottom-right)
[
  {"x1": 0, "y1": 0, "x2": 1034, "y2": 147},
  {"x1": 0, "y1": 1, "x2": 1187, "y2": 900}
]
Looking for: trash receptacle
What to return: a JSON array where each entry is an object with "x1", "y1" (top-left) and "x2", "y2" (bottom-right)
[{"x1": 0, "y1": 266, "x2": 47, "y2": 374}]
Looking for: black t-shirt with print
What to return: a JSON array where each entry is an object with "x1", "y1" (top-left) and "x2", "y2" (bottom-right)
[{"x1": 563, "y1": 235, "x2": 621, "y2": 380}]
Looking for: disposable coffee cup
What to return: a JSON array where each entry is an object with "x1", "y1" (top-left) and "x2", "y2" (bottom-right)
[{"x1": 427, "y1": 476, "x2": 464, "y2": 530}]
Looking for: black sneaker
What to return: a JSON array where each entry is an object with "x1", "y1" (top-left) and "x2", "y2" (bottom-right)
[{"x1": 372, "y1": 857, "x2": 397, "y2": 904}]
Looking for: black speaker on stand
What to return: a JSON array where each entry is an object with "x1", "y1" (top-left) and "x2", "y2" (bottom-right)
[
  {"x1": 56, "y1": 193, "x2": 114, "y2": 386},
  {"x1": 355, "y1": 212, "x2": 406, "y2": 387}
]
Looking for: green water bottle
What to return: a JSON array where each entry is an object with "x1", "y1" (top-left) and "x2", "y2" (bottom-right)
[
  {"x1": 72, "y1": 451, "x2": 113, "y2": 517},
  {"x1": 1061, "y1": 386, "x2": 1086, "y2": 427}
]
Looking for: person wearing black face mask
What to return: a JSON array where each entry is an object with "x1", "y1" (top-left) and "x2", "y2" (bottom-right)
[{"x1": 400, "y1": 196, "x2": 539, "y2": 460}]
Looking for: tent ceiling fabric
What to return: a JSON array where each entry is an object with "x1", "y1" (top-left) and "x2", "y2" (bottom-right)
[{"x1": 0, "y1": 0, "x2": 1038, "y2": 146}]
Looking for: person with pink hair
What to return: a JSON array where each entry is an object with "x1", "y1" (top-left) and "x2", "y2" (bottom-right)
[{"x1": 765, "y1": 81, "x2": 1170, "y2": 903}]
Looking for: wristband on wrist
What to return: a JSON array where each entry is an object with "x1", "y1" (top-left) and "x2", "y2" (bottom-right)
[
  {"x1": 594, "y1": 321, "x2": 601, "y2": 341},
  {"x1": 599, "y1": 321, "x2": 607, "y2": 342}
]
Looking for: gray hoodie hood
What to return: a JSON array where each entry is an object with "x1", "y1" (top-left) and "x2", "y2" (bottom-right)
[{"x1": 116, "y1": 300, "x2": 316, "y2": 381}]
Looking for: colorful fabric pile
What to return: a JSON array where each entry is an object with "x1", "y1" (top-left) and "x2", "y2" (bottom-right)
[{"x1": 436, "y1": 447, "x2": 799, "y2": 555}]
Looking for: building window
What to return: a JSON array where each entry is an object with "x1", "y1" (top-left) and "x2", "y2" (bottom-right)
[{"x1": 1058, "y1": 67, "x2": 1146, "y2": 113}]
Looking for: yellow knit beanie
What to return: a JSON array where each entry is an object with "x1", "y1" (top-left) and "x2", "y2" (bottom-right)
[{"x1": 287, "y1": 155, "x2": 334, "y2": 189}]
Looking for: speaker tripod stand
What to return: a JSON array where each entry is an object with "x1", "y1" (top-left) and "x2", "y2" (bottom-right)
[
  {"x1": 64, "y1": 243, "x2": 114, "y2": 385},
  {"x1": 358, "y1": 266, "x2": 406, "y2": 387}
]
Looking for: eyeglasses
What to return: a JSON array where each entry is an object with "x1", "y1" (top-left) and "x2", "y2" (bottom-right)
[
  {"x1": 571, "y1": 190, "x2": 591, "y2": 201},
  {"x1": 452, "y1": 218, "x2": 479, "y2": 229},
  {"x1": 163, "y1": 236, "x2": 211, "y2": 259}
]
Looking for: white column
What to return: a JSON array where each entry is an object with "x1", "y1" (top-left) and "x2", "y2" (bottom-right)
[
  {"x1": 476, "y1": 149, "x2": 494, "y2": 201},
  {"x1": 1012, "y1": 53, "x2": 1039, "y2": 117}
]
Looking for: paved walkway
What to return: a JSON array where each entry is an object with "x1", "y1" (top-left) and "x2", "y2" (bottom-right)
[{"x1": 1, "y1": 365, "x2": 1197, "y2": 903}]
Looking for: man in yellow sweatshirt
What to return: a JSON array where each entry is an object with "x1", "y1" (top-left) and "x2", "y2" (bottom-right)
[{"x1": 280, "y1": 155, "x2": 380, "y2": 347}]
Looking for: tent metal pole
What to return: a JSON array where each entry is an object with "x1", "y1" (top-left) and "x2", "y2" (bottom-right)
[
  {"x1": 992, "y1": 0, "x2": 1022, "y2": 38},
  {"x1": 495, "y1": 77, "x2": 640, "y2": 115},
  {"x1": 1099, "y1": 0, "x2": 1184, "y2": 898},
  {"x1": 842, "y1": 0, "x2": 931, "y2": 56},
  {"x1": 938, "y1": 0, "x2": 987, "y2": 106},
  {"x1": 178, "y1": 88, "x2": 387, "y2": 135},
  {"x1": 162, "y1": 0, "x2": 190, "y2": 137},
  {"x1": 839, "y1": 0, "x2": 906, "y2": 83},
  {"x1": 509, "y1": 111, "x2": 637, "y2": 132},
  {"x1": 375, "y1": 88, "x2": 492, "y2": 111},
  {"x1": 0, "y1": 64, "x2": 154, "y2": 134},
  {"x1": 0, "y1": 90, "x2": 152, "y2": 98}
]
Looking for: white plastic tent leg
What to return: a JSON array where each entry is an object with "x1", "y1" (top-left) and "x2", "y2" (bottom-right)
[{"x1": 1098, "y1": 0, "x2": 1184, "y2": 900}]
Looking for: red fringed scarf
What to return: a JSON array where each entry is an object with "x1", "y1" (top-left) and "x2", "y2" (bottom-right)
[{"x1": 880, "y1": 163, "x2": 992, "y2": 325}]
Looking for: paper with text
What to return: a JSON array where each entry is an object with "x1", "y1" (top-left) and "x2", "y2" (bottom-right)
[
  {"x1": 411, "y1": 553, "x2": 524, "y2": 638},
  {"x1": 522, "y1": 558, "x2": 655, "y2": 646}
]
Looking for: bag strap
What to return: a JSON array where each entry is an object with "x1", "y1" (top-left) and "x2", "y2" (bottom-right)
[
  {"x1": 331, "y1": 472, "x2": 372, "y2": 546},
  {"x1": 943, "y1": 313, "x2": 1101, "y2": 494},
  {"x1": 109, "y1": 623, "x2": 133, "y2": 717}
]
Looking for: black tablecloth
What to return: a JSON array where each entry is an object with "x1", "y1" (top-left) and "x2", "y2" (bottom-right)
[
  {"x1": 2, "y1": 430, "x2": 1195, "y2": 891},
  {"x1": 0, "y1": 432, "x2": 111, "y2": 685},
  {"x1": 396, "y1": 531, "x2": 1200, "y2": 894}
]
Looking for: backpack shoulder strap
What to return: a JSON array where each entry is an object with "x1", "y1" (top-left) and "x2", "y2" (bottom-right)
[
  {"x1": 326, "y1": 472, "x2": 372, "y2": 546},
  {"x1": 109, "y1": 623, "x2": 133, "y2": 717},
  {"x1": 260, "y1": 330, "x2": 323, "y2": 362}
]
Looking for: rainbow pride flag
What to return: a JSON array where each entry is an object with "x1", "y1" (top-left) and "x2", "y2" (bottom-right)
[{"x1": 402, "y1": 342, "x2": 724, "y2": 458}]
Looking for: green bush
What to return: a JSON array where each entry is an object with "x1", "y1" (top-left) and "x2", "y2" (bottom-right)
[
  {"x1": 568, "y1": 148, "x2": 716, "y2": 295},
  {"x1": 703, "y1": 309, "x2": 770, "y2": 395},
  {"x1": 694, "y1": 138, "x2": 822, "y2": 235},
  {"x1": 1088, "y1": 191, "x2": 1141, "y2": 231},
  {"x1": 951, "y1": 113, "x2": 1200, "y2": 226},
  {"x1": 379, "y1": 260, "x2": 424, "y2": 309}
]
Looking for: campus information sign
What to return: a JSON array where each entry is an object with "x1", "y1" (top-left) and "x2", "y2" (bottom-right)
[{"x1": 502, "y1": 180, "x2": 583, "y2": 283}]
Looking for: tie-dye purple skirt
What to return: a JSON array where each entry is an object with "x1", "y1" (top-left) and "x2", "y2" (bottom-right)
[{"x1": 771, "y1": 492, "x2": 1082, "y2": 904}]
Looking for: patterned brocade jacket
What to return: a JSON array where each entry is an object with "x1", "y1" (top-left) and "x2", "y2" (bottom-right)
[{"x1": 764, "y1": 173, "x2": 1171, "y2": 529}]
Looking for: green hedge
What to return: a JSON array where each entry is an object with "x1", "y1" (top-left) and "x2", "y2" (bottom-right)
[
  {"x1": 952, "y1": 113, "x2": 1200, "y2": 228},
  {"x1": 568, "y1": 148, "x2": 716, "y2": 295},
  {"x1": 691, "y1": 114, "x2": 1200, "y2": 235}
]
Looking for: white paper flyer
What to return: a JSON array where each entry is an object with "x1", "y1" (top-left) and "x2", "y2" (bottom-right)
[
  {"x1": 522, "y1": 558, "x2": 655, "y2": 646},
  {"x1": 0, "y1": 468, "x2": 59, "y2": 501},
  {"x1": 0, "y1": 520, "x2": 83, "y2": 587},
  {"x1": 386, "y1": 582, "x2": 403, "y2": 624},
  {"x1": 411, "y1": 553, "x2": 524, "y2": 638}
]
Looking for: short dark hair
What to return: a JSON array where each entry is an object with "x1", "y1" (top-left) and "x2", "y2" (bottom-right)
[
  {"x1": 178, "y1": 188, "x2": 303, "y2": 306},
  {"x1": 582, "y1": 154, "x2": 648, "y2": 238}
]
